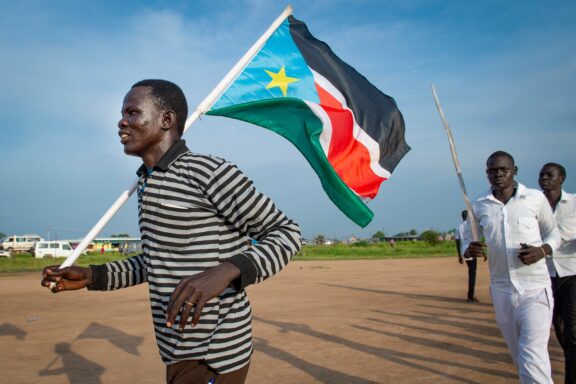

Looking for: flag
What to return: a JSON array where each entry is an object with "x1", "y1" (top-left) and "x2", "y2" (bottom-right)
[{"x1": 207, "y1": 15, "x2": 410, "y2": 227}]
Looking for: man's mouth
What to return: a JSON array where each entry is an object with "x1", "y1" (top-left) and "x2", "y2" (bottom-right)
[{"x1": 119, "y1": 131, "x2": 130, "y2": 143}]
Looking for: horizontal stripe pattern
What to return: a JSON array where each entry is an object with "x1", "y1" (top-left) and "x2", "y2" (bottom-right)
[{"x1": 101, "y1": 147, "x2": 301, "y2": 373}]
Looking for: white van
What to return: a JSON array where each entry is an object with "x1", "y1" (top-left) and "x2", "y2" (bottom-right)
[
  {"x1": 33, "y1": 241, "x2": 74, "y2": 259},
  {"x1": 1, "y1": 234, "x2": 44, "y2": 253}
]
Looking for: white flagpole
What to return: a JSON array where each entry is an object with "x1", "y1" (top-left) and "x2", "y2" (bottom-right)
[
  {"x1": 431, "y1": 85, "x2": 480, "y2": 243},
  {"x1": 53, "y1": 5, "x2": 294, "y2": 272}
]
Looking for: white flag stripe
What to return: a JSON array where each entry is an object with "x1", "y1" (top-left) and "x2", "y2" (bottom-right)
[{"x1": 305, "y1": 101, "x2": 332, "y2": 156}]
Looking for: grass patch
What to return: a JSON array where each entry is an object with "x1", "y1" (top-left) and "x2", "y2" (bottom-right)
[
  {"x1": 295, "y1": 241, "x2": 456, "y2": 260},
  {"x1": 0, "y1": 252, "x2": 137, "y2": 274},
  {"x1": 0, "y1": 241, "x2": 458, "y2": 274}
]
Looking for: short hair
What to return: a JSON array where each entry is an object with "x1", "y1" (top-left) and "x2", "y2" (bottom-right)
[
  {"x1": 542, "y1": 162, "x2": 567, "y2": 179},
  {"x1": 461, "y1": 210, "x2": 468, "y2": 220},
  {"x1": 486, "y1": 150, "x2": 515, "y2": 166},
  {"x1": 131, "y1": 79, "x2": 188, "y2": 135}
]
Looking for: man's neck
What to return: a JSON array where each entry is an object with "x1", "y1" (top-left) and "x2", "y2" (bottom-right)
[
  {"x1": 492, "y1": 183, "x2": 517, "y2": 204},
  {"x1": 142, "y1": 138, "x2": 179, "y2": 168},
  {"x1": 543, "y1": 188, "x2": 562, "y2": 211}
]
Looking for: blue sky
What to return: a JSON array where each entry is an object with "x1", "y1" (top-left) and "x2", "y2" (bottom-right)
[{"x1": 0, "y1": 0, "x2": 575, "y2": 241}]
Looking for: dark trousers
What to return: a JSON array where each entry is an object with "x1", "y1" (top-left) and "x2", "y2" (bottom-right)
[
  {"x1": 552, "y1": 274, "x2": 576, "y2": 384},
  {"x1": 466, "y1": 258, "x2": 477, "y2": 300},
  {"x1": 166, "y1": 360, "x2": 250, "y2": 384}
]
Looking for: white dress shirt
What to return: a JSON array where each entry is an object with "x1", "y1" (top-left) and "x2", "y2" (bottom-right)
[
  {"x1": 462, "y1": 183, "x2": 561, "y2": 294},
  {"x1": 454, "y1": 221, "x2": 466, "y2": 240},
  {"x1": 455, "y1": 220, "x2": 466, "y2": 241},
  {"x1": 546, "y1": 190, "x2": 576, "y2": 277},
  {"x1": 455, "y1": 220, "x2": 472, "y2": 260}
]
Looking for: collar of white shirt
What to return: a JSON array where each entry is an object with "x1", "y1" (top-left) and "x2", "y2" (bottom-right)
[{"x1": 477, "y1": 182, "x2": 524, "y2": 204}]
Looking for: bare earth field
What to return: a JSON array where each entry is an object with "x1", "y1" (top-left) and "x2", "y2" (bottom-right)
[{"x1": 0, "y1": 258, "x2": 565, "y2": 384}]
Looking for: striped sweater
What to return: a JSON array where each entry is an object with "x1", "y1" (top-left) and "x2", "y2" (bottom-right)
[{"x1": 90, "y1": 140, "x2": 301, "y2": 373}]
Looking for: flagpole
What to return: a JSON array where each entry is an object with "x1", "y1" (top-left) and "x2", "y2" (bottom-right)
[
  {"x1": 51, "y1": 5, "x2": 294, "y2": 275},
  {"x1": 431, "y1": 85, "x2": 480, "y2": 244}
]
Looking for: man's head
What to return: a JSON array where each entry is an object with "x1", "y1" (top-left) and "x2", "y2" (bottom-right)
[
  {"x1": 131, "y1": 79, "x2": 188, "y2": 135},
  {"x1": 486, "y1": 151, "x2": 517, "y2": 191},
  {"x1": 538, "y1": 162, "x2": 566, "y2": 193},
  {"x1": 461, "y1": 210, "x2": 468, "y2": 221},
  {"x1": 118, "y1": 80, "x2": 187, "y2": 164}
]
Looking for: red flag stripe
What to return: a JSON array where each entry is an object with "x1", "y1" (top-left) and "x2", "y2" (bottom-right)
[
  {"x1": 309, "y1": 71, "x2": 389, "y2": 199},
  {"x1": 316, "y1": 86, "x2": 385, "y2": 199},
  {"x1": 306, "y1": 92, "x2": 384, "y2": 200},
  {"x1": 312, "y1": 70, "x2": 391, "y2": 179}
]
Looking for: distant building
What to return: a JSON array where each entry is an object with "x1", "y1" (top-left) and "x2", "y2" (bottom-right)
[
  {"x1": 385, "y1": 235, "x2": 421, "y2": 242},
  {"x1": 69, "y1": 237, "x2": 141, "y2": 253}
]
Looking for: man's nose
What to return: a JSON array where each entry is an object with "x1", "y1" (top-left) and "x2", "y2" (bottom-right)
[{"x1": 118, "y1": 118, "x2": 128, "y2": 128}]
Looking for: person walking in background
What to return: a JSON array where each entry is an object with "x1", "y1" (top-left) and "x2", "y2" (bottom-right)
[
  {"x1": 41, "y1": 79, "x2": 302, "y2": 384},
  {"x1": 539, "y1": 162, "x2": 576, "y2": 384},
  {"x1": 462, "y1": 151, "x2": 560, "y2": 383},
  {"x1": 454, "y1": 209, "x2": 479, "y2": 303}
]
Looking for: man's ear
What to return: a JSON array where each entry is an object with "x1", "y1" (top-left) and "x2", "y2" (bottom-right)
[
  {"x1": 514, "y1": 166, "x2": 518, "y2": 176},
  {"x1": 161, "y1": 110, "x2": 177, "y2": 131}
]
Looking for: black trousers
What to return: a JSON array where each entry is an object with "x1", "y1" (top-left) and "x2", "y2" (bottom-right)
[
  {"x1": 166, "y1": 360, "x2": 250, "y2": 384},
  {"x1": 551, "y1": 274, "x2": 576, "y2": 384},
  {"x1": 465, "y1": 258, "x2": 477, "y2": 300}
]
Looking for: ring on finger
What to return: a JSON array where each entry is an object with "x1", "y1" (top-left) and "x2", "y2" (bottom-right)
[{"x1": 184, "y1": 300, "x2": 194, "y2": 307}]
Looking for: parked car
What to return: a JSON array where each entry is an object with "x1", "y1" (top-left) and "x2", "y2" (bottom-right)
[
  {"x1": 33, "y1": 241, "x2": 74, "y2": 259},
  {"x1": 0, "y1": 249, "x2": 11, "y2": 258},
  {"x1": 1, "y1": 234, "x2": 44, "y2": 253}
]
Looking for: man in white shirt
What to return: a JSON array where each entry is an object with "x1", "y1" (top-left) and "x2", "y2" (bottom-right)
[
  {"x1": 454, "y1": 210, "x2": 479, "y2": 303},
  {"x1": 539, "y1": 162, "x2": 576, "y2": 384},
  {"x1": 462, "y1": 151, "x2": 561, "y2": 384}
]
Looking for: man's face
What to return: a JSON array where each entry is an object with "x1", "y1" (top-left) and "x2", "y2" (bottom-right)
[
  {"x1": 118, "y1": 86, "x2": 164, "y2": 157},
  {"x1": 538, "y1": 165, "x2": 564, "y2": 192},
  {"x1": 486, "y1": 155, "x2": 516, "y2": 191}
]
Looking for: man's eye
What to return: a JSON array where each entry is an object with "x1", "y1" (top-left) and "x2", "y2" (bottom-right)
[{"x1": 489, "y1": 169, "x2": 510, "y2": 174}]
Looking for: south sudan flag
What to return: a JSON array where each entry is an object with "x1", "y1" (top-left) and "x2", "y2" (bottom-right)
[{"x1": 207, "y1": 16, "x2": 410, "y2": 227}]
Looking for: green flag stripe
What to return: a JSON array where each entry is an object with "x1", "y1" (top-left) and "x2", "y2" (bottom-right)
[{"x1": 207, "y1": 99, "x2": 373, "y2": 227}]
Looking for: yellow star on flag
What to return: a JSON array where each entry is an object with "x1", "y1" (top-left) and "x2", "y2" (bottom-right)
[{"x1": 264, "y1": 66, "x2": 299, "y2": 97}]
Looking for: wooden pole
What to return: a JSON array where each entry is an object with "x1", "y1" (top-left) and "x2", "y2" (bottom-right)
[{"x1": 431, "y1": 85, "x2": 480, "y2": 245}]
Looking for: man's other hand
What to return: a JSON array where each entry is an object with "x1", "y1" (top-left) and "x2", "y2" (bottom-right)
[
  {"x1": 166, "y1": 262, "x2": 241, "y2": 330},
  {"x1": 517, "y1": 244, "x2": 548, "y2": 265}
]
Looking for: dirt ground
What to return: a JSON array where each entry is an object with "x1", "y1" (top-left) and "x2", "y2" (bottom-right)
[{"x1": 0, "y1": 258, "x2": 566, "y2": 384}]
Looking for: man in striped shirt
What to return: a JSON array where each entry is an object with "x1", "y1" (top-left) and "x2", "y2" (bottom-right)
[{"x1": 42, "y1": 79, "x2": 302, "y2": 383}]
